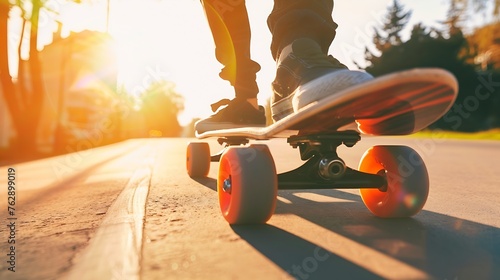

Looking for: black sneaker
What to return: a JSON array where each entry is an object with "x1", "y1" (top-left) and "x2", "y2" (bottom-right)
[
  {"x1": 195, "y1": 98, "x2": 266, "y2": 134},
  {"x1": 271, "y1": 38, "x2": 373, "y2": 121}
]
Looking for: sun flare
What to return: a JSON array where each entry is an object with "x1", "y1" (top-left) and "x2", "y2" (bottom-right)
[{"x1": 50, "y1": 0, "x2": 449, "y2": 126}]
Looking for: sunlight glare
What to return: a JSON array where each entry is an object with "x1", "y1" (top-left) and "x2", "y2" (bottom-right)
[
  {"x1": 107, "y1": 1, "x2": 234, "y2": 125},
  {"x1": 51, "y1": 0, "x2": 450, "y2": 126}
]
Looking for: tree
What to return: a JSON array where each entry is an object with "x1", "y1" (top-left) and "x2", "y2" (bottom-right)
[
  {"x1": 140, "y1": 81, "x2": 184, "y2": 137},
  {"x1": 1, "y1": 0, "x2": 84, "y2": 157},
  {"x1": 445, "y1": 0, "x2": 467, "y2": 36},
  {"x1": 1, "y1": 1, "x2": 41, "y2": 155},
  {"x1": 452, "y1": 0, "x2": 500, "y2": 16},
  {"x1": 365, "y1": 0, "x2": 412, "y2": 67},
  {"x1": 468, "y1": 22, "x2": 500, "y2": 69},
  {"x1": 366, "y1": 23, "x2": 474, "y2": 75},
  {"x1": 362, "y1": 1, "x2": 498, "y2": 132},
  {"x1": 0, "y1": 0, "x2": 48, "y2": 156},
  {"x1": 0, "y1": 1, "x2": 18, "y2": 145}
]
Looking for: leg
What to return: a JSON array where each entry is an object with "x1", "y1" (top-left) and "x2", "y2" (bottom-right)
[
  {"x1": 196, "y1": 0, "x2": 266, "y2": 133},
  {"x1": 267, "y1": 0, "x2": 374, "y2": 121},
  {"x1": 201, "y1": 0, "x2": 260, "y2": 99},
  {"x1": 267, "y1": 0, "x2": 337, "y2": 59}
]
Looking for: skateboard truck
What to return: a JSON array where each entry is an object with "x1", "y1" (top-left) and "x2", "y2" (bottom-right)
[
  {"x1": 211, "y1": 137, "x2": 250, "y2": 162},
  {"x1": 209, "y1": 131, "x2": 387, "y2": 192},
  {"x1": 281, "y1": 131, "x2": 387, "y2": 191}
]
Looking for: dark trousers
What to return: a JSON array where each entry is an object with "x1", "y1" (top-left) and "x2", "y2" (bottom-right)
[{"x1": 201, "y1": 0, "x2": 337, "y2": 99}]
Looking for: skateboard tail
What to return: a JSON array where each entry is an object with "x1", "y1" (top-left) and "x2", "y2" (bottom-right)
[{"x1": 356, "y1": 83, "x2": 458, "y2": 135}]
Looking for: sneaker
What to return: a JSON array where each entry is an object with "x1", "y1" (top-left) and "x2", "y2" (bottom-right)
[
  {"x1": 271, "y1": 38, "x2": 374, "y2": 121},
  {"x1": 195, "y1": 98, "x2": 266, "y2": 134}
]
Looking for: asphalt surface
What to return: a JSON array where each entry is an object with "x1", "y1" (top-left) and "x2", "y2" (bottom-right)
[{"x1": 0, "y1": 136, "x2": 499, "y2": 280}]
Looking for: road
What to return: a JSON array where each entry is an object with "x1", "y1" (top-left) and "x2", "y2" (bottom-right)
[{"x1": 0, "y1": 136, "x2": 499, "y2": 280}]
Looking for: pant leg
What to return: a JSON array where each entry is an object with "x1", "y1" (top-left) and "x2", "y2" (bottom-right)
[
  {"x1": 201, "y1": 0, "x2": 260, "y2": 99},
  {"x1": 267, "y1": 0, "x2": 337, "y2": 60}
]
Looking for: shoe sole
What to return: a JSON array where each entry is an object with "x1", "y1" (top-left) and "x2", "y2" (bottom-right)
[
  {"x1": 195, "y1": 121, "x2": 266, "y2": 135},
  {"x1": 271, "y1": 70, "x2": 373, "y2": 121}
]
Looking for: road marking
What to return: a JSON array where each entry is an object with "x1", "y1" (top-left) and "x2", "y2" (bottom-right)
[{"x1": 67, "y1": 157, "x2": 153, "y2": 280}]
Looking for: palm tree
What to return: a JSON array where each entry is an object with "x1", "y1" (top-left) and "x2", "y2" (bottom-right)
[
  {"x1": 0, "y1": 0, "x2": 45, "y2": 155},
  {"x1": 0, "y1": 0, "x2": 23, "y2": 151},
  {"x1": 0, "y1": 0, "x2": 84, "y2": 156}
]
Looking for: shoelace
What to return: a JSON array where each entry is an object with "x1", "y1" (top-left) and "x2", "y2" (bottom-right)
[{"x1": 210, "y1": 99, "x2": 231, "y2": 112}]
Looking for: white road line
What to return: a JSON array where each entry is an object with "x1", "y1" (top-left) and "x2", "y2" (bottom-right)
[{"x1": 66, "y1": 160, "x2": 153, "y2": 280}]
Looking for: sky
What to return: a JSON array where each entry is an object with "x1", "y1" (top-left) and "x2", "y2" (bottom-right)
[{"x1": 9, "y1": 0, "x2": 488, "y2": 125}]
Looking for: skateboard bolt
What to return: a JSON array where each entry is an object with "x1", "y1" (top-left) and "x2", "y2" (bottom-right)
[
  {"x1": 223, "y1": 178, "x2": 232, "y2": 194},
  {"x1": 318, "y1": 157, "x2": 346, "y2": 180},
  {"x1": 377, "y1": 169, "x2": 388, "y2": 192}
]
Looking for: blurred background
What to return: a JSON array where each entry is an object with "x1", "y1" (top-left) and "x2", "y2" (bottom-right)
[{"x1": 1, "y1": 0, "x2": 499, "y2": 164}]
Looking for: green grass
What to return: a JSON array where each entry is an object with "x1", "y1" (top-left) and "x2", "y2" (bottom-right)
[{"x1": 412, "y1": 129, "x2": 500, "y2": 141}]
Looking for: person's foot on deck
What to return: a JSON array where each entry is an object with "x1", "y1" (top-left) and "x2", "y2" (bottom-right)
[
  {"x1": 195, "y1": 98, "x2": 266, "y2": 134},
  {"x1": 271, "y1": 38, "x2": 374, "y2": 121}
]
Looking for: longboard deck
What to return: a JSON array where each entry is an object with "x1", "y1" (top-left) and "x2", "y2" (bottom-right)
[{"x1": 197, "y1": 68, "x2": 458, "y2": 140}]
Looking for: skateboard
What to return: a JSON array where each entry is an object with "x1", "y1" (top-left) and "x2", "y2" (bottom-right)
[{"x1": 186, "y1": 68, "x2": 458, "y2": 225}]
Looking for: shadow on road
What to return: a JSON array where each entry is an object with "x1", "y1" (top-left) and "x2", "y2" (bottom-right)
[
  {"x1": 192, "y1": 177, "x2": 217, "y2": 191},
  {"x1": 193, "y1": 177, "x2": 500, "y2": 279},
  {"x1": 3, "y1": 155, "x2": 123, "y2": 210},
  {"x1": 277, "y1": 189, "x2": 500, "y2": 280},
  {"x1": 231, "y1": 224, "x2": 383, "y2": 280}
]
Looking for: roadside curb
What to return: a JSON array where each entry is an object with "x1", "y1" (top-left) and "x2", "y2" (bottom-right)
[{"x1": 66, "y1": 156, "x2": 153, "y2": 280}]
